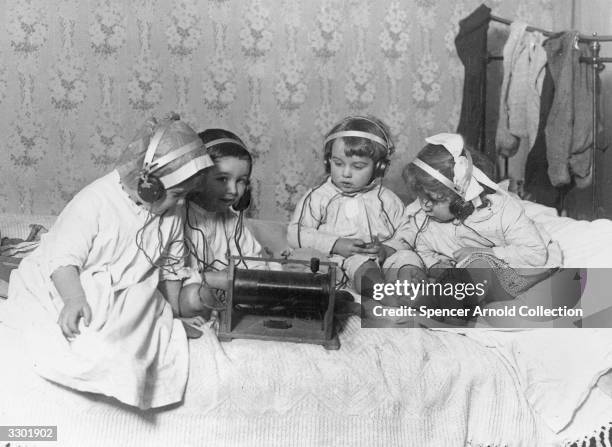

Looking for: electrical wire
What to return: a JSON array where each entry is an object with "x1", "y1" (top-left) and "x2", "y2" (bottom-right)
[{"x1": 135, "y1": 209, "x2": 189, "y2": 276}]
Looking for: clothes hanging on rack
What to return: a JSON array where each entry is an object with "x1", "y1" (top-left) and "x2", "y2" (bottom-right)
[
  {"x1": 524, "y1": 64, "x2": 568, "y2": 211},
  {"x1": 479, "y1": 9, "x2": 611, "y2": 218},
  {"x1": 544, "y1": 31, "x2": 594, "y2": 188},
  {"x1": 495, "y1": 22, "x2": 526, "y2": 157},
  {"x1": 496, "y1": 22, "x2": 547, "y2": 156},
  {"x1": 495, "y1": 22, "x2": 548, "y2": 186},
  {"x1": 455, "y1": 4, "x2": 491, "y2": 152},
  {"x1": 524, "y1": 33, "x2": 547, "y2": 150}
]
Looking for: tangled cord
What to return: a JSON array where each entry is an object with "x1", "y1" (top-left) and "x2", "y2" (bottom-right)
[{"x1": 135, "y1": 209, "x2": 190, "y2": 276}]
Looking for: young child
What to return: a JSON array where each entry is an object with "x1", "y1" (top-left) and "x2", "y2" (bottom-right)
[
  {"x1": 4, "y1": 114, "x2": 214, "y2": 409},
  {"x1": 287, "y1": 115, "x2": 423, "y2": 303},
  {"x1": 178, "y1": 129, "x2": 272, "y2": 318},
  {"x1": 401, "y1": 132, "x2": 563, "y2": 302}
]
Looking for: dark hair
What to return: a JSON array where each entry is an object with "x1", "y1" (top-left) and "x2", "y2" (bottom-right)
[
  {"x1": 403, "y1": 143, "x2": 495, "y2": 217},
  {"x1": 324, "y1": 115, "x2": 392, "y2": 163},
  {"x1": 198, "y1": 128, "x2": 253, "y2": 175}
]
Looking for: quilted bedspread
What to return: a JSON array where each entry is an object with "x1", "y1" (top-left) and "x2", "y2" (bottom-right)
[
  {"x1": 0, "y1": 309, "x2": 542, "y2": 447},
  {"x1": 2, "y1": 204, "x2": 612, "y2": 447}
]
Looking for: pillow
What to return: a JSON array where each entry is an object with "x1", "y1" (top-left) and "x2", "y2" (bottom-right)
[{"x1": 0, "y1": 213, "x2": 57, "y2": 240}]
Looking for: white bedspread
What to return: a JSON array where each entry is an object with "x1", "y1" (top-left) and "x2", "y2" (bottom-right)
[
  {"x1": 0, "y1": 307, "x2": 541, "y2": 447},
  {"x1": 454, "y1": 200, "x2": 612, "y2": 444},
  {"x1": 522, "y1": 199, "x2": 612, "y2": 268},
  {"x1": 2, "y1": 205, "x2": 612, "y2": 446}
]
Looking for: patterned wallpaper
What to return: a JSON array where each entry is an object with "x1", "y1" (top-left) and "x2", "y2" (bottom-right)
[{"x1": 0, "y1": 0, "x2": 571, "y2": 220}]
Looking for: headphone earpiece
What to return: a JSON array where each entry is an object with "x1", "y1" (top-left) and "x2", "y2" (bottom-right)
[
  {"x1": 323, "y1": 151, "x2": 331, "y2": 173},
  {"x1": 449, "y1": 196, "x2": 474, "y2": 221},
  {"x1": 138, "y1": 170, "x2": 166, "y2": 203},
  {"x1": 374, "y1": 158, "x2": 390, "y2": 178},
  {"x1": 232, "y1": 183, "x2": 252, "y2": 212}
]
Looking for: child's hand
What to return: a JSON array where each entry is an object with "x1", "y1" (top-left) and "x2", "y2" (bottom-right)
[
  {"x1": 57, "y1": 296, "x2": 92, "y2": 338},
  {"x1": 453, "y1": 247, "x2": 493, "y2": 263},
  {"x1": 331, "y1": 238, "x2": 380, "y2": 257}
]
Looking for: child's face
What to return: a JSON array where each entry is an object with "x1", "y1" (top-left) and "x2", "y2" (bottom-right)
[
  {"x1": 329, "y1": 140, "x2": 375, "y2": 193},
  {"x1": 196, "y1": 157, "x2": 251, "y2": 212},
  {"x1": 418, "y1": 191, "x2": 455, "y2": 222}
]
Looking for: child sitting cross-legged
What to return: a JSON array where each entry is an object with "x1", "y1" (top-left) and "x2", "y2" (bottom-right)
[{"x1": 287, "y1": 115, "x2": 424, "y2": 307}]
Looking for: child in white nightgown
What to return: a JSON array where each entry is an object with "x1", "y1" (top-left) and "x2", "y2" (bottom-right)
[
  {"x1": 400, "y1": 132, "x2": 564, "y2": 313},
  {"x1": 4, "y1": 114, "x2": 214, "y2": 409},
  {"x1": 177, "y1": 129, "x2": 272, "y2": 318},
  {"x1": 287, "y1": 115, "x2": 423, "y2": 303}
]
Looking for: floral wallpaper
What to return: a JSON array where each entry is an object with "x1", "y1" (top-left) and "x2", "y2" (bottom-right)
[{"x1": 0, "y1": 0, "x2": 571, "y2": 220}]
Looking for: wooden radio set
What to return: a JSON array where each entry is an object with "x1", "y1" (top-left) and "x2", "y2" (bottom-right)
[{"x1": 216, "y1": 256, "x2": 341, "y2": 350}]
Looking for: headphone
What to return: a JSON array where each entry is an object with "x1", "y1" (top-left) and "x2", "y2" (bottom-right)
[
  {"x1": 137, "y1": 124, "x2": 206, "y2": 203},
  {"x1": 202, "y1": 137, "x2": 252, "y2": 213},
  {"x1": 232, "y1": 182, "x2": 251, "y2": 212},
  {"x1": 448, "y1": 195, "x2": 475, "y2": 221},
  {"x1": 323, "y1": 115, "x2": 394, "y2": 180}
]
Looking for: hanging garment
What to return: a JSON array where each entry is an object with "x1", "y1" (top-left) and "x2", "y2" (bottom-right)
[
  {"x1": 544, "y1": 31, "x2": 594, "y2": 188},
  {"x1": 455, "y1": 4, "x2": 491, "y2": 151},
  {"x1": 496, "y1": 23, "x2": 547, "y2": 158},
  {"x1": 496, "y1": 22, "x2": 527, "y2": 157},
  {"x1": 524, "y1": 65, "x2": 568, "y2": 210},
  {"x1": 525, "y1": 33, "x2": 548, "y2": 148}
]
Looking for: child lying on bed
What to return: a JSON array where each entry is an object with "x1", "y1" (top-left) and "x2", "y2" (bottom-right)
[
  {"x1": 4, "y1": 114, "x2": 214, "y2": 409},
  {"x1": 398, "y1": 133, "x2": 564, "y2": 312},
  {"x1": 286, "y1": 115, "x2": 424, "y2": 306}
]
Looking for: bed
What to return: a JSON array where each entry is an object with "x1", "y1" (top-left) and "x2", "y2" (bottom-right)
[{"x1": 1, "y1": 203, "x2": 611, "y2": 447}]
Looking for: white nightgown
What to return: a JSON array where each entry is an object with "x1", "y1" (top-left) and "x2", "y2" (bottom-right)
[
  {"x1": 5, "y1": 170, "x2": 189, "y2": 409},
  {"x1": 183, "y1": 202, "x2": 273, "y2": 286}
]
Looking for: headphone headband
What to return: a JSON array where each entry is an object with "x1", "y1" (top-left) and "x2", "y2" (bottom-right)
[
  {"x1": 324, "y1": 131, "x2": 387, "y2": 149},
  {"x1": 412, "y1": 158, "x2": 464, "y2": 197},
  {"x1": 140, "y1": 121, "x2": 213, "y2": 191},
  {"x1": 146, "y1": 140, "x2": 203, "y2": 174},
  {"x1": 324, "y1": 115, "x2": 394, "y2": 156},
  {"x1": 204, "y1": 137, "x2": 247, "y2": 150},
  {"x1": 159, "y1": 154, "x2": 214, "y2": 188},
  {"x1": 143, "y1": 126, "x2": 168, "y2": 168}
]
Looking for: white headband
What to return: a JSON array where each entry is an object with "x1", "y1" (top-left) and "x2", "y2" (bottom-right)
[
  {"x1": 142, "y1": 124, "x2": 213, "y2": 189},
  {"x1": 413, "y1": 133, "x2": 499, "y2": 205},
  {"x1": 204, "y1": 137, "x2": 247, "y2": 150},
  {"x1": 159, "y1": 154, "x2": 214, "y2": 188},
  {"x1": 324, "y1": 131, "x2": 389, "y2": 151}
]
